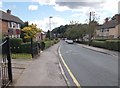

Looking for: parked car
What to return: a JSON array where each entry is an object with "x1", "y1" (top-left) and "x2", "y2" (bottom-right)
[{"x1": 66, "y1": 40, "x2": 74, "y2": 44}]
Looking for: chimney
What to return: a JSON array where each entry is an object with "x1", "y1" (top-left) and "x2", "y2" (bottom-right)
[
  {"x1": 7, "y1": 9, "x2": 11, "y2": 15},
  {"x1": 104, "y1": 18, "x2": 109, "y2": 23},
  {"x1": 115, "y1": 14, "x2": 120, "y2": 23}
]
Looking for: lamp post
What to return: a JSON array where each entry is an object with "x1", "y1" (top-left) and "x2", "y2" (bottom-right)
[{"x1": 49, "y1": 16, "x2": 53, "y2": 39}]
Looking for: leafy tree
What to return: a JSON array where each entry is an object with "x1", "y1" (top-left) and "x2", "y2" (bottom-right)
[
  {"x1": 21, "y1": 24, "x2": 41, "y2": 39},
  {"x1": 46, "y1": 30, "x2": 50, "y2": 39},
  {"x1": 87, "y1": 21, "x2": 98, "y2": 44},
  {"x1": 65, "y1": 25, "x2": 80, "y2": 40}
]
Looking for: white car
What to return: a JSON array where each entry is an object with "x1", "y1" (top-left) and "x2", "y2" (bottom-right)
[{"x1": 66, "y1": 40, "x2": 74, "y2": 44}]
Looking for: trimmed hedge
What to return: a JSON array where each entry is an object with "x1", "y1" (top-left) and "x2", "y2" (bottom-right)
[
  {"x1": 20, "y1": 42, "x2": 31, "y2": 53},
  {"x1": 91, "y1": 41, "x2": 107, "y2": 49},
  {"x1": 91, "y1": 40, "x2": 120, "y2": 52},
  {"x1": 106, "y1": 40, "x2": 120, "y2": 51},
  {"x1": 10, "y1": 38, "x2": 23, "y2": 53}
]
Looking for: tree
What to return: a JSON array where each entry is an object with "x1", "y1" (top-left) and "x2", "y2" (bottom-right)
[
  {"x1": 21, "y1": 24, "x2": 41, "y2": 39},
  {"x1": 65, "y1": 25, "x2": 80, "y2": 40},
  {"x1": 87, "y1": 21, "x2": 98, "y2": 45},
  {"x1": 46, "y1": 30, "x2": 50, "y2": 39}
]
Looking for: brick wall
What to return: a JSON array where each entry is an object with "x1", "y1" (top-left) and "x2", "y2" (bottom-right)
[{"x1": 0, "y1": 20, "x2": 8, "y2": 36}]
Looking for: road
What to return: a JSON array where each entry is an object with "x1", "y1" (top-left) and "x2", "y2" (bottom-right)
[{"x1": 60, "y1": 40, "x2": 118, "y2": 86}]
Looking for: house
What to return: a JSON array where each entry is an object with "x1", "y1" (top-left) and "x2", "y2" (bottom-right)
[
  {"x1": 0, "y1": 9, "x2": 24, "y2": 38},
  {"x1": 96, "y1": 14, "x2": 120, "y2": 39},
  {"x1": 34, "y1": 31, "x2": 46, "y2": 42}
]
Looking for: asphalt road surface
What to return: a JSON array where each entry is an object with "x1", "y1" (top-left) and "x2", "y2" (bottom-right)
[{"x1": 60, "y1": 40, "x2": 118, "y2": 86}]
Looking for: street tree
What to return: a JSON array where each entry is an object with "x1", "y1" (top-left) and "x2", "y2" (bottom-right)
[{"x1": 21, "y1": 24, "x2": 41, "y2": 39}]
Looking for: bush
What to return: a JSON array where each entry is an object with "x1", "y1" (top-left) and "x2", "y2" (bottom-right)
[
  {"x1": 77, "y1": 41, "x2": 89, "y2": 45},
  {"x1": 44, "y1": 40, "x2": 54, "y2": 49},
  {"x1": 91, "y1": 41, "x2": 107, "y2": 49},
  {"x1": 94, "y1": 38, "x2": 108, "y2": 41},
  {"x1": 20, "y1": 42, "x2": 31, "y2": 53},
  {"x1": 90, "y1": 40, "x2": 120, "y2": 52},
  {"x1": 40, "y1": 42, "x2": 45, "y2": 50},
  {"x1": 10, "y1": 38, "x2": 23, "y2": 53},
  {"x1": 106, "y1": 40, "x2": 120, "y2": 51}
]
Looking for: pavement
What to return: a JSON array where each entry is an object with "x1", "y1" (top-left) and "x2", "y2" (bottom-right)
[
  {"x1": 11, "y1": 43, "x2": 67, "y2": 86},
  {"x1": 79, "y1": 44, "x2": 119, "y2": 57},
  {"x1": 11, "y1": 58, "x2": 33, "y2": 84}
]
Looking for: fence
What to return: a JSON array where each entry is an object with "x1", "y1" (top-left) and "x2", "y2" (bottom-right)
[{"x1": 0, "y1": 37, "x2": 12, "y2": 88}]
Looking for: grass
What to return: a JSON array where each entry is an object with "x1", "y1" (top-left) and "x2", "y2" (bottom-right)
[
  {"x1": 11, "y1": 53, "x2": 32, "y2": 59},
  {"x1": 44, "y1": 39, "x2": 59, "y2": 49}
]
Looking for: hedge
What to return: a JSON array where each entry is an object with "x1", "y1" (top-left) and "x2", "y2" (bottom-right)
[
  {"x1": 91, "y1": 41, "x2": 107, "y2": 49},
  {"x1": 10, "y1": 38, "x2": 23, "y2": 53},
  {"x1": 106, "y1": 40, "x2": 120, "y2": 51},
  {"x1": 20, "y1": 42, "x2": 31, "y2": 53},
  {"x1": 91, "y1": 40, "x2": 120, "y2": 52}
]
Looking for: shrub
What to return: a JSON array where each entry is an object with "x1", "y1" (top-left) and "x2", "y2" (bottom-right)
[
  {"x1": 10, "y1": 38, "x2": 23, "y2": 53},
  {"x1": 91, "y1": 41, "x2": 107, "y2": 49},
  {"x1": 78, "y1": 41, "x2": 89, "y2": 45},
  {"x1": 94, "y1": 38, "x2": 108, "y2": 41},
  {"x1": 20, "y1": 42, "x2": 31, "y2": 53},
  {"x1": 106, "y1": 40, "x2": 120, "y2": 51}
]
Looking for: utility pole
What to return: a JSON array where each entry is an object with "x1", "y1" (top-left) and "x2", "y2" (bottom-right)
[
  {"x1": 49, "y1": 16, "x2": 53, "y2": 39},
  {"x1": 88, "y1": 11, "x2": 95, "y2": 46}
]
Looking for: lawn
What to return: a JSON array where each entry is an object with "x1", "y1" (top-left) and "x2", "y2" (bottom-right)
[{"x1": 11, "y1": 53, "x2": 32, "y2": 59}]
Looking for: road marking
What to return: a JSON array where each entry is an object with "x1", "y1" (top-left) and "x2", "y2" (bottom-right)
[{"x1": 58, "y1": 45, "x2": 81, "y2": 88}]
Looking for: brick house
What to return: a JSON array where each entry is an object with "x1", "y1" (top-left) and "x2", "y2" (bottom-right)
[
  {"x1": 96, "y1": 14, "x2": 120, "y2": 39},
  {"x1": 34, "y1": 31, "x2": 46, "y2": 42},
  {"x1": 0, "y1": 9, "x2": 24, "y2": 38}
]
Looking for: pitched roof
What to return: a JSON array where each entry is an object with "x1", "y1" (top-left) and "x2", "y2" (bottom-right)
[
  {"x1": 0, "y1": 10, "x2": 24, "y2": 24},
  {"x1": 98, "y1": 14, "x2": 120, "y2": 29},
  {"x1": 99, "y1": 20, "x2": 117, "y2": 29}
]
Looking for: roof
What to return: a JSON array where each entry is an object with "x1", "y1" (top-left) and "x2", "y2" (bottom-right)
[
  {"x1": 0, "y1": 10, "x2": 24, "y2": 24},
  {"x1": 99, "y1": 20, "x2": 117, "y2": 29},
  {"x1": 98, "y1": 14, "x2": 120, "y2": 29}
]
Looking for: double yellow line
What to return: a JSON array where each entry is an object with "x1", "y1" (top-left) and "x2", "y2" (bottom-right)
[{"x1": 58, "y1": 44, "x2": 81, "y2": 88}]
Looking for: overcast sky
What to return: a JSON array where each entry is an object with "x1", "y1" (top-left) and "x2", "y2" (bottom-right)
[{"x1": 1, "y1": 0, "x2": 120, "y2": 31}]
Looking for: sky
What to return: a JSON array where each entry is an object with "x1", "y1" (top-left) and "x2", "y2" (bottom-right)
[{"x1": 0, "y1": 0, "x2": 120, "y2": 32}]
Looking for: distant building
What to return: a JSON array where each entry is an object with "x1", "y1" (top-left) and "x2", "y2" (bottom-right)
[
  {"x1": 96, "y1": 14, "x2": 120, "y2": 39},
  {"x1": 0, "y1": 9, "x2": 24, "y2": 38},
  {"x1": 34, "y1": 31, "x2": 46, "y2": 42}
]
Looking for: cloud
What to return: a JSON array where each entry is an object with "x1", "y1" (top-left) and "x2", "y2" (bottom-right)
[
  {"x1": 55, "y1": 1, "x2": 105, "y2": 9},
  {"x1": 29, "y1": 16, "x2": 68, "y2": 32},
  {"x1": 32, "y1": 0, "x2": 55, "y2": 5},
  {"x1": 53, "y1": 4, "x2": 70, "y2": 12},
  {"x1": 28, "y1": 5, "x2": 38, "y2": 11},
  {"x1": 118, "y1": 1, "x2": 120, "y2": 14},
  {"x1": 0, "y1": 1, "x2": 2, "y2": 7},
  {"x1": 31, "y1": 0, "x2": 119, "y2": 25}
]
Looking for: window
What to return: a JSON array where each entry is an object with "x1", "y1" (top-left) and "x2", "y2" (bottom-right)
[
  {"x1": 13, "y1": 22, "x2": 16, "y2": 28},
  {"x1": 17, "y1": 24, "x2": 20, "y2": 29},
  {"x1": 8, "y1": 22, "x2": 12, "y2": 28}
]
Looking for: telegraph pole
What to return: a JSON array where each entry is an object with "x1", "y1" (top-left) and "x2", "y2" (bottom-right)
[{"x1": 49, "y1": 16, "x2": 53, "y2": 39}]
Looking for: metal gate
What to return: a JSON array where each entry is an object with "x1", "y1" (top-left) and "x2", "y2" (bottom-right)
[{"x1": 0, "y1": 37, "x2": 12, "y2": 88}]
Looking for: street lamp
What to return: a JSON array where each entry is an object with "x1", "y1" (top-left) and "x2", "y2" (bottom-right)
[{"x1": 49, "y1": 16, "x2": 53, "y2": 39}]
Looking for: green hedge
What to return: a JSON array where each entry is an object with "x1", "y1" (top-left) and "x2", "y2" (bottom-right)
[
  {"x1": 91, "y1": 40, "x2": 120, "y2": 52},
  {"x1": 20, "y1": 42, "x2": 31, "y2": 53},
  {"x1": 10, "y1": 38, "x2": 23, "y2": 53},
  {"x1": 106, "y1": 40, "x2": 120, "y2": 51},
  {"x1": 10, "y1": 41, "x2": 39, "y2": 53},
  {"x1": 91, "y1": 41, "x2": 107, "y2": 49}
]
